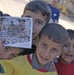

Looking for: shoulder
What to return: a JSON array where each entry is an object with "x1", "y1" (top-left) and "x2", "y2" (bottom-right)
[
  {"x1": 12, "y1": 55, "x2": 26, "y2": 63},
  {"x1": 0, "y1": 55, "x2": 26, "y2": 68}
]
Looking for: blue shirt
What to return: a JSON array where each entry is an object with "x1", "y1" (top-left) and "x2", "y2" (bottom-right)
[{"x1": 48, "y1": 4, "x2": 60, "y2": 22}]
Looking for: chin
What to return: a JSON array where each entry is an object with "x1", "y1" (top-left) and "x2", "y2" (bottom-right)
[{"x1": 64, "y1": 59, "x2": 73, "y2": 64}]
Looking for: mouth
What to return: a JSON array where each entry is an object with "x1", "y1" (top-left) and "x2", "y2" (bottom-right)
[
  {"x1": 40, "y1": 55, "x2": 49, "y2": 61},
  {"x1": 65, "y1": 54, "x2": 74, "y2": 57}
]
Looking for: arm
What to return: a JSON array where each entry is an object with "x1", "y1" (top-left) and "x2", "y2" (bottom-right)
[
  {"x1": 0, "y1": 56, "x2": 25, "y2": 75},
  {"x1": 0, "y1": 61, "x2": 14, "y2": 75},
  {"x1": 54, "y1": 9, "x2": 60, "y2": 23}
]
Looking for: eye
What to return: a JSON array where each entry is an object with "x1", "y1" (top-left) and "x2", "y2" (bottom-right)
[
  {"x1": 36, "y1": 21, "x2": 42, "y2": 25},
  {"x1": 4, "y1": 47, "x2": 9, "y2": 52},
  {"x1": 41, "y1": 43, "x2": 46, "y2": 47},
  {"x1": 64, "y1": 44, "x2": 68, "y2": 47},
  {"x1": 63, "y1": 44, "x2": 69, "y2": 48},
  {"x1": 12, "y1": 54, "x2": 17, "y2": 57},
  {"x1": 10, "y1": 54, "x2": 17, "y2": 58},
  {"x1": 41, "y1": 43, "x2": 47, "y2": 49},
  {"x1": 73, "y1": 44, "x2": 74, "y2": 48},
  {"x1": 51, "y1": 48, "x2": 58, "y2": 53},
  {"x1": 35, "y1": 20, "x2": 43, "y2": 26}
]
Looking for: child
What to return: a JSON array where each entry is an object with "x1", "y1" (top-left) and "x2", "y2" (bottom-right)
[
  {"x1": 0, "y1": 1, "x2": 51, "y2": 59},
  {"x1": 55, "y1": 29, "x2": 74, "y2": 75},
  {"x1": 0, "y1": 23, "x2": 68, "y2": 75},
  {"x1": 22, "y1": 0, "x2": 51, "y2": 54},
  {"x1": 48, "y1": 0, "x2": 60, "y2": 23},
  {"x1": 22, "y1": 0, "x2": 51, "y2": 40}
]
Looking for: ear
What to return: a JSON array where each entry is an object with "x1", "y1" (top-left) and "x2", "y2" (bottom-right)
[{"x1": 35, "y1": 36, "x2": 39, "y2": 47}]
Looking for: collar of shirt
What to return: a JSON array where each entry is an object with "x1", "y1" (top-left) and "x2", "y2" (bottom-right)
[{"x1": 32, "y1": 53, "x2": 51, "y2": 72}]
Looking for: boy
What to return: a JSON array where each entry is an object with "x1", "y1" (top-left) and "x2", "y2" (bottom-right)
[
  {"x1": 22, "y1": 0, "x2": 51, "y2": 54},
  {"x1": 22, "y1": 0, "x2": 51, "y2": 40},
  {"x1": 0, "y1": 1, "x2": 51, "y2": 58},
  {"x1": 0, "y1": 23, "x2": 68, "y2": 75},
  {"x1": 55, "y1": 29, "x2": 74, "y2": 75}
]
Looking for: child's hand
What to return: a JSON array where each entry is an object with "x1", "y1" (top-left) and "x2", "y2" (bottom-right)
[{"x1": 50, "y1": 62, "x2": 56, "y2": 72}]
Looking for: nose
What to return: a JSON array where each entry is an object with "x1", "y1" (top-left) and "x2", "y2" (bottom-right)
[
  {"x1": 44, "y1": 50, "x2": 50, "y2": 57},
  {"x1": 8, "y1": 54, "x2": 15, "y2": 59},
  {"x1": 3, "y1": 53, "x2": 15, "y2": 59}
]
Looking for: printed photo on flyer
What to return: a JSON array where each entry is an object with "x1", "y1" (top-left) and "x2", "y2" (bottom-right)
[{"x1": 0, "y1": 16, "x2": 33, "y2": 48}]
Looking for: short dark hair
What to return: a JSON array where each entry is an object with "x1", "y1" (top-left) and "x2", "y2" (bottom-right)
[
  {"x1": 23, "y1": 1, "x2": 51, "y2": 23},
  {"x1": 67, "y1": 29, "x2": 74, "y2": 39},
  {"x1": 39, "y1": 23, "x2": 68, "y2": 44},
  {"x1": 3, "y1": 13, "x2": 10, "y2": 16},
  {"x1": 0, "y1": 11, "x2": 10, "y2": 16},
  {"x1": 0, "y1": 11, "x2": 3, "y2": 16}
]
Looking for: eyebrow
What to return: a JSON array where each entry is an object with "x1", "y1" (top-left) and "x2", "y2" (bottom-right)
[
  {"x1": 35, "y1": 19, "x2": 44, "y2": 23},
  {"x1": 23, "y1": 15, "x2": 32, "y2": 18}
]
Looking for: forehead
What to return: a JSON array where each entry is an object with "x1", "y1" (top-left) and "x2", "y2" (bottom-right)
[
  {"x1": 23, "y1": 10, "x2": 47, "y2": 22},
  {"x1": 40, "y1": 35, "x2": 62, "y2": 49},
  {"x1": 66, "y1": 37, "x2": 74, "y2": 43}
]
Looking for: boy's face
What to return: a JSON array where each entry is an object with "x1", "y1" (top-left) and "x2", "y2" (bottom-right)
[
  {"x1": 0, "y1": 47, "x2": 23, "y2": 59},
  {"x1": 35, "y1": 35, "x2": 62, "y2": 66},
  {"x1": 23, "y1": 10, "x2": 47, "y2": 40},
  {"x1": 60, "y1": 38, "x2": 74, "y2": 64}
]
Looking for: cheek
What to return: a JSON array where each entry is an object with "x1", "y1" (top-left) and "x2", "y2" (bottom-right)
[
  {"x1": 36, "y1": 48, "x2": 41, "y2": 54},
  {"x1": 34, "y1": 24, "x2": 44, "y2": 32},
  {"x1": 34, "y1": 26, "x2": 41, "y2": 33},
  {"x1": 14, "y1": 49, "x2": 22, "y2": 54},
  {"x1": 50, "y1": 53, "x2": 59, "y2": 59},
  {"x1": 61, "y1": 54, "x2": 66, "y2": 59},
  {"x1": 0, "y1": 54, "x2": 3, "y2": 59},
  {"x1": 36, "y1": 47, "x2": 43, "y2": 55}
]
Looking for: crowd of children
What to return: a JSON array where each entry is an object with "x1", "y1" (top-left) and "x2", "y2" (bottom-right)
[{"x1": 0, "y1": 0, "x2": 74, "y2": 75}]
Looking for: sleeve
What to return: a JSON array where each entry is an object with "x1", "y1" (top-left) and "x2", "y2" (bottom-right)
[
  {"x1": 0, "y1": 56, "x2": 26, "y2": 75},
  {"x1": 0, "y1": 61, "x2": 14, "y2": 75}
]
